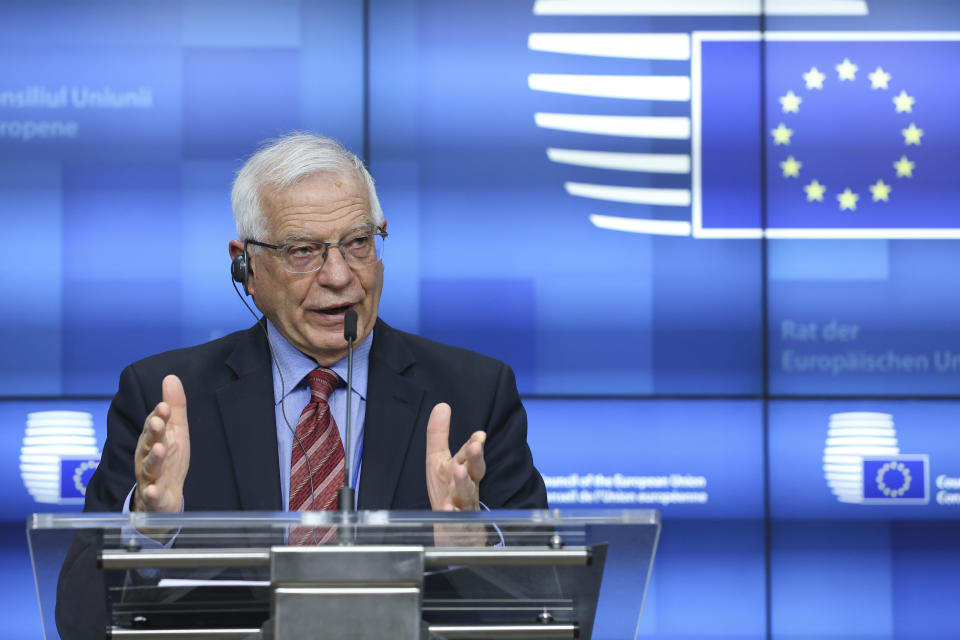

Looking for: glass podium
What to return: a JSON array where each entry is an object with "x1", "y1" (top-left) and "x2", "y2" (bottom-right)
[{"x1": 30, "y1": 509, "x2": 659, "y2": 640}]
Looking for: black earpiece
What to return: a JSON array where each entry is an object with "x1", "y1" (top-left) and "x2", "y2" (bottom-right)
[{"x1": 231, "y1": 245, "x2": 251, "y2": 295}]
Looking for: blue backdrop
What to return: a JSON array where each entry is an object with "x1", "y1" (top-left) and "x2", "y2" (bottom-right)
[{"x1": 2, "y1": 1, "x2": 960, "y2": 638}]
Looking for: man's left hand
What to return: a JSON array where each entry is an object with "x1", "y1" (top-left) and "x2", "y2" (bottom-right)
[{"x1": 425, "y1": 402, "x2": 486, "y2": 511}]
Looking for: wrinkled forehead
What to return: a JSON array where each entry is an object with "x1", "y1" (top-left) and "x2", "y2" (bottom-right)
[{"x1": 261, "y1": 170, "x2": 374, "y2": 239}]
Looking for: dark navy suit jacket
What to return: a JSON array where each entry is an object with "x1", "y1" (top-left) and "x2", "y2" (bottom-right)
[{"x1": 85, "y1": 317, "x2": 546, "y2": 513}]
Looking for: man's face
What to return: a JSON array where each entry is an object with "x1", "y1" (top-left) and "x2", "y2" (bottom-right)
[{"x1": 231, "y1": 171, "x2": 384, "y2": 366}]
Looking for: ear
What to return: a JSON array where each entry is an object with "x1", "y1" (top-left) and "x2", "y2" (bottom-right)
[
  {"x1": 228, "y1": 240, "x2": 256, "y2": 297},
  {"x1": 228, "y1": 239, "x2": 244, "y2": 261}
]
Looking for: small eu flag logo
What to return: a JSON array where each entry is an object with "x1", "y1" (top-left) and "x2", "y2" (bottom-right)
[
  {"x1": 60, "y1": 457, "x2": 100, "y2": 502},
  {"x1": 862, "y1": 455, "x2": 929, "y2": 504}
]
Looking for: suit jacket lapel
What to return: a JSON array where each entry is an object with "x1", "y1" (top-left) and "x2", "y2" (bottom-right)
[
  {"x1": 358, "y1": 319, "x2": 426, "y2": 510},
  {"x1": 216, "y1": 324, "x2": 283, "y2": 511}
]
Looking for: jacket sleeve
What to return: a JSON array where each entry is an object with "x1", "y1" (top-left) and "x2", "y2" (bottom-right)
[
  {"x1": 84, "y1": 363, "x2": 154, "y2": 513},
  {"x1": 478, "y1": 363, "x2": 548, "y2": 509}
]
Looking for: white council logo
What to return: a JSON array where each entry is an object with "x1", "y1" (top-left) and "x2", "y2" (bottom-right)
[
  {"x1": 20, "y1": 411, "x2": 100, "y2": 504},
  {"x1": 823, "y1": 411, "x2": 898, "y2": 504},
  {"x1": 822, "y1": 411, "x2": 929, "y2": 505}
]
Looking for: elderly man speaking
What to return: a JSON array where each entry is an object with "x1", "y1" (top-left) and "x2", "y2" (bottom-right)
[{"x1": 84, "y1": 132, "x2": 546, "y2": 526}]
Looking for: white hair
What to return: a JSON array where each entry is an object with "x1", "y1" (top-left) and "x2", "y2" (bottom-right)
[{"x1": 231, "y1": 132, "x2": 383, "y2": 241}]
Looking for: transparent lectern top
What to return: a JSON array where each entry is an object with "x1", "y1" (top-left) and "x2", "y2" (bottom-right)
[{"x1": 31, "y1": 509, "x2": 659, "y2": 640}]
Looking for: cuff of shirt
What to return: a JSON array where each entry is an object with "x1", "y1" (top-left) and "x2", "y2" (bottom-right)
[
  {"x1": 478, "y1": 501, "x2": 505, "y2": 547},
  {"x1": 120, "y1": 484, "x2": 183, "y2": 550}
]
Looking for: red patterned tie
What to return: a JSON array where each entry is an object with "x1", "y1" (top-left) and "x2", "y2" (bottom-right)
[{"x1": 289, "y1": 368, "x2": 345, "y2": 544}]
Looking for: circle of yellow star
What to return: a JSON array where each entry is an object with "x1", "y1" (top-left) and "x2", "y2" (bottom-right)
[
  {"x1": 868, "y1": 67, "x2": 891, "y2": 89},
  {"x1": 771, "y1": 123, "x2": 794, "y2": 146},
  {"x1": 902, "y1": 123, "x2": 923, "y2": 145},
  {"x1": 893, "y1": 155, "x2": 915, "y2": 178},
  {"x1": 893, "y1": 90, "x2": 915, "y2": 113},
  {"x1": 836, "y1": 58, "x2": 858, "y2": 81},
  {"x1": 837, "y1": 188, "x2": 859, "y2": 211},
  {"x1": 779, "y1": 90, "x2": 802, "y2": 113},
  {"x1": 804, "y1": 179, "x2": 826, "y2": 202},
  {"x1": 780, "y1": 156, "x2": 802, "y2": 177},
  {"x1": 803, "y1": 66, "x2": 826, "y2": 90},
  {"x1": 869, "y1": 180, "x2": 892, "y2": 202}
]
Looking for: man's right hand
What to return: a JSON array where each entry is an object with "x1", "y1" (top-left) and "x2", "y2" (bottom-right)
[{"x1": 133, "y1": 374, "x2": 191, "y2": 513}]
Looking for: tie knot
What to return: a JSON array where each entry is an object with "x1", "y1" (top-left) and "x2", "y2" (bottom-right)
[{"x1": 305, "y1": 368, "x2": 339, "y2": 401}]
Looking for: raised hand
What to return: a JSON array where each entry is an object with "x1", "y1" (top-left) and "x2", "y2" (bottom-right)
[
  {"x1": 425, "y1": 402, "x2": 486, "y2": 512},
  {"x1": 133, "y1": 375, "x2": 191, "y2": 514}
]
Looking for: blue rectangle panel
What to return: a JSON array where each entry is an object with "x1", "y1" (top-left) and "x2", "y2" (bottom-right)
[
  {"x1": 526, "y1": 398, "x2": 764, "y2": 518},
  {"x1": 0, "y1": 163, "x2": 62, "y2": 395},
  {"x1": 769, "y1": 400, "x2": 960, "y2": 519},
  {"x1": 181, "y1": 48, "x2": 300, "y2": 160}
]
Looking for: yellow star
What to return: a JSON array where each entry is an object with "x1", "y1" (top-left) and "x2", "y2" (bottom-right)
[
  {"x1": 868, "y1": 67, "x2": 891, "y2": 89},
  {"x1": 902, "y1": 123, "x2": 924, "y2": 145},
  {"x1": 836, "y1": 58, "x2": 858, "y2": 81},
  {"x1": 771, "y1": 123, "x2": 794, "y2": 145},
  {"x1": 893, "y1": 155, "x2": 915, "y2": 178},
  {"x1": 869, "y1": 179, "x2": 892, "y2": 202},
  {"x1": 804, "y1": 179, "x2": 826, "y2": 202},
  {"x1": 779, "y1": 90, "x2": 802, "y2": 113},
  {"x1": 893, "y1": 90, "x2": 915, "y2": 113},
  {"x1": 803, "y1": 66, "x2": 826, "y2": 90},
  {"x1": 837, "y1": 188, "x2": 859, "y2": 211},
  {"x1": 780, "y1": 156, "x2": 802, "y2": 177}
]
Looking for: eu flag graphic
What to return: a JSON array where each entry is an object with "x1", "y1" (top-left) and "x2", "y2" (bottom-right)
[
  {"x1": 697, "y1": 33, "x2": 960, "y2": 238},
  {"x1": 59, "y1": 457, "x2": 99, "y2": 501},
  {"x1": 862, "y1": 455, "x2": 928, "y2": 504}
]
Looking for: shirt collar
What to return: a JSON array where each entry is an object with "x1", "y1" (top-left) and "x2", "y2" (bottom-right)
[{"x1": 266, "y1": 319, "x2": 372, "y2": 404}]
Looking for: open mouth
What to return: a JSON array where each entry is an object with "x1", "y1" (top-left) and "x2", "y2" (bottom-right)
[{"x1": 317, "y1": 304, "x2": 353, "y2": 316}]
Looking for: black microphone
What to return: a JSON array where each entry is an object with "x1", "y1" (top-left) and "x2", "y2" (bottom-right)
[
  {"x1": 343, "y1": 309, "x2": 358, "y2": 342},
  {"x1": 338, "y1": 309, "x2": 358, "y2": 515}
]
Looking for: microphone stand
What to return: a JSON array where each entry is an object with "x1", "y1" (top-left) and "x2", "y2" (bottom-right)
[{"x1": 338, "y1": 310, "x2": 358, "y2": 543}]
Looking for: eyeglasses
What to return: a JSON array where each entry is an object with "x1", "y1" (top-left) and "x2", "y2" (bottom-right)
[{"x1": 246, "y1": 227, "x2": 387, "y2": 274}]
